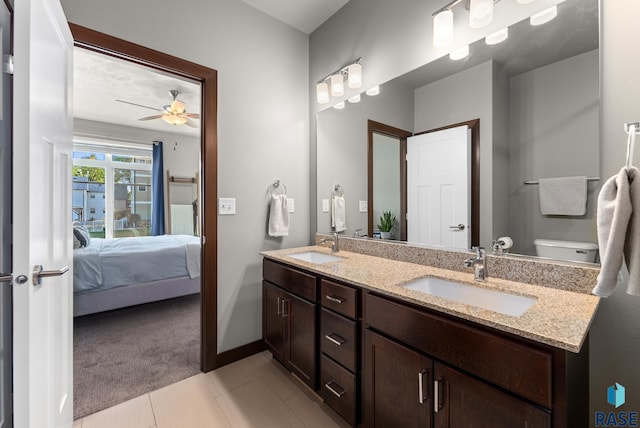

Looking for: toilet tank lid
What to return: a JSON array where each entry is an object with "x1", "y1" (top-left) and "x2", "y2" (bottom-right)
[{"x1": 534, "y1": 239, "x2": 598, "y2": 250}]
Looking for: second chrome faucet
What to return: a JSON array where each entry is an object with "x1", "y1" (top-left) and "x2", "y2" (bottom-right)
[
  {"x1": 463, "y1": 246, "x2": 487, "y2": 281},
  {"x1": 319, "y1": 232, "x2": 340, "y2": 253}
]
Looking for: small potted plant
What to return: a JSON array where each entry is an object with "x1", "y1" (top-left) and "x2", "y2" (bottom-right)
[{"x1": 377, "y1": 210, "x2": 395, "y2": 239}]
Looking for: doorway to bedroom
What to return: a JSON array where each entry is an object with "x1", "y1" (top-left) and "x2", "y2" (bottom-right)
[{"x1": 70, "y1": 25, "x2": 218, "y2": 419}]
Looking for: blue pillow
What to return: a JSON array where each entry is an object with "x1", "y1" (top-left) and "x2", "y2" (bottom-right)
[{"x1": 73, "y1": 225, "x2": 91, "y2": 248}]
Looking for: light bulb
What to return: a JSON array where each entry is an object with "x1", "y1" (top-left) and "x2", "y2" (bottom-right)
[
  {"x1": 449, "y1": 45, "x2": 469, "y2": 60},
  {"x1": 348, "y1": 94, "x2": 361, "y2": 103},
  {"x1": 530, "y1": 5, "x2": 557, "y2": 26},
  {"x1": 469, "y1": 0, "x2": 493, "y2": 28},
  {"x1": 333, "y1": 101, "x2": 345, "y2": 110},
  {"x1": 433, "y1": 9, "x2": 453, "y2": 48},
  {"x1": 485, "y1": 28, "x2": 508, "y2": 45},
  {"x1": 366, "y1": 86, "x2": 380, "y2": 96},
  {"x1": 330, "y1": 74, "x2": 344, "y2": 97},
  {"x1": 347, "y1": 63, "x2": 362, "y2": 89},
  {"x1": 316, "y1": 82, "x2": 329, "y2": 104}
]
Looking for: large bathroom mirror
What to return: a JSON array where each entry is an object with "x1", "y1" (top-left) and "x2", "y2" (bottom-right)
[{"x1": 316, "y1": 0, "x2": 600, "y2": 263}]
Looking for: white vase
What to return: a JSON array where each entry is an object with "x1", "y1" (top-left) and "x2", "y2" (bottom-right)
[{"x1": 380, "y1": 231, "x2": 391, "y2": 239}]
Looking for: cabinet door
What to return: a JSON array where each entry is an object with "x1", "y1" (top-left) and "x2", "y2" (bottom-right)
[
  {"x1": 364, "y1": 330, "x2": 432, "y2": 428},
  {"x1": 263, "y1": 281, "x2": 285, "y2": 362},
  {"x1": 285, "y1": 291, "x2": 317, "y2": 389},
  {"x1": 433, "y1": 362, "x2": 550, "y2": 428}
]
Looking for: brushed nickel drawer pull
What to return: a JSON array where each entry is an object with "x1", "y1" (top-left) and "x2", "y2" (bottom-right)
[
  {"x1": 326, "y1": 295, "x2": 344, "y2": 304},
  {"x1": 324, "y1": 333, "x2": 346, "y2": 346},
  {"x1": 418, "y1": 370, "x2": 428, "y2": 404},
  {"x1": 277, "y1": 297, "x2": 282, "y2": 315},
  {"x1": 325, "y1": 381, "x2": 346, "y2": 398},
  {"x1": 434, "y1": 378, "x2": 443, "y2": 413}
]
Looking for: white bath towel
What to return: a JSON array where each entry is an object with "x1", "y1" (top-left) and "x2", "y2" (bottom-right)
[
  {"x1": 539, "y1": 176, "x2": 588, "y2": 216},
  {"x1": 625, "y1": 167, "x2": 640, "y2": 295},
  {"x1": 268, "y1": 194, "x2": 289, "y2": 237},
  {"x1": 332, "y1": 195, "x2": 346, "y2": 233},
  {"x1": 593, "y1": 168, "x2": 632, "y2": 297}
]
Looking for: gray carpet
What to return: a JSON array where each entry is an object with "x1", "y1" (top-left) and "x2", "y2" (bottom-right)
[{"x1": 73, "y1": 293, "x2": 201, "y2": 419}]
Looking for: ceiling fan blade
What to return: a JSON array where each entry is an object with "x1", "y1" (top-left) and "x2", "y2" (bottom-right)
[
  {"x1": 116, "y1": 99, "x2": 163, "y2": 112},
  {"x1": 138, "y1": 114, "x2": 164, "y2": 121},
  {"x1": 186, "y1": 113, "x2": 200, "y2": 119},
  {"x1": 185, "y1": 119, "x2": 199, "y2": 128}
]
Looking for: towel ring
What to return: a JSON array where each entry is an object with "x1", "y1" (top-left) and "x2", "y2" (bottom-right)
[
  {"x1": 269, "y1": 180, "x2": 287, "y2": 196},
  {"x1": 333, "y1": 184, "x2": 344, "y2": 197}
]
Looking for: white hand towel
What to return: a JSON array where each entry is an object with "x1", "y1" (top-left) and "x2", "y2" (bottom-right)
[
  {"x1": 625, "y1": 167, "x2": 640, "y2": 295},
  {"x1": 332, "y1": 195, "x2": 346, "y2": 233},
  {"x1": 268, "y1": 194, "x2": 289, "y2": 237},
  {"x1": 539, "y1": 176, "x2": 588, "y2": 216},
  {"x1": 593, "y1": 168, "x2": 632, "y2": 297}
]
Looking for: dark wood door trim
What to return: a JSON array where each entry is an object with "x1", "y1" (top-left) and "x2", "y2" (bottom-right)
[
  {"x1": 69, "y1": 23, "x2": 219, "y2": 371},
  {"x1": 367, "y1": 120, "x2": 412, "y2": 240},
  {"x1": 414, "y1": 119, "x2": 480, "y2": 247}
]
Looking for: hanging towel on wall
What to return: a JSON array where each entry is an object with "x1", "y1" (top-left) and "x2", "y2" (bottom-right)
[
  {"x1": 268, "y1": 194, "x2": 289, "y2": 237},
  {"x1": 592, "y1": 167, "x2": 632, "y2": 297},
  {"x1": 332, "y1": 195, "x2": 346, "y2": 233},
  {"x1": 539, "y1": 176, "x2": 588, "y2": 215},
  {"x1": 625, "y1": 167, "x2": 640, "y2": 295}
]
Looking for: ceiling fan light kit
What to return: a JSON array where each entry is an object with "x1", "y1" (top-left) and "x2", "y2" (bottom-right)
[{"x1": 116, "y1": 89, "x2": 200, "y2": 128}]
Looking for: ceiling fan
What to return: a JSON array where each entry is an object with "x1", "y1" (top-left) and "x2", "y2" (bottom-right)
[{"x1": 116, "y1": 90, "x2": 200, "y2": 128}]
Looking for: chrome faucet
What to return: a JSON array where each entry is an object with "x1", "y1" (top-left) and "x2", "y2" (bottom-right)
[
  {"x1": 319, "y1": 232, "x2": 340, "y2": 253},
  {"x1": 353, "y1": 228, "x2": 368, "y2": 238},
  {"x1": 463, "y1": 246, "x2": 487, "y2": 281}
]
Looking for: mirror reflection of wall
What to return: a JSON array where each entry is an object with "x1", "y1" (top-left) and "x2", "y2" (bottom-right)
[
  {"x1": 316, "y1": 0, "x2": 599, "y2": 263},
  {"x1": 373, "y1": 133, "x2": 401, "y2": 240}
]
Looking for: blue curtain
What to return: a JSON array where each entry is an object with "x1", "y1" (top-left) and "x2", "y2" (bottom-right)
[{"x1": 151, "y1": 141, "x2": 165, "y2": 235}]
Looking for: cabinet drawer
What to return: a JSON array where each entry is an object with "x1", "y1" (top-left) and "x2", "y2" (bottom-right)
[
  {"x1": 321, "y1": 308, "x2": 358, "y2": 372},
  {"x1": 321, "y1": 354, "x2": 357, "y2": 427},
  {"x1": 321, "y1": 279, "x2": 358, "y2": 319},
  {"x1": 263, "y1": 259, "x2": 316, "y2": 301},
  {"x1": 364, "y1": 293, "x2": 552, "y2": 408}
]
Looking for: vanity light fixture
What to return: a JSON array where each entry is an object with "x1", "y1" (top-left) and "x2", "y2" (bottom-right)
[
  {"x1": 348, "y1": 94, "x2": 361, "y2": 103},
  {"x1": 433, "y1": 7, "x2": 455, "y2": 48},
  {"x1": 333, "y1": 101, "x2": 346, "y2": 110},
  {"x1": 316, "y1": 57, "x2": 362, "y2": 104},
  {"x1": 365, "y1": 86, "x2": 380, "y2": 96},
  {"x1": 530, "y1": 5, "x2": 557, "y2": 25},
  {"x1": 449, "y1": 45, "x2": 469, "y2": 60},
  {"x1": 469, "y1": 0, "x2": 494, "y2": 28},
  {"x1": 485, "y1": 27, "x2": 508, "y2": 45},
  {"x1": 316, "y1": 82, "x2": 330, "y2": 104}
]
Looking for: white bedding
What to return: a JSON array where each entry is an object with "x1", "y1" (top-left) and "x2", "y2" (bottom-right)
[{"x1": 73, "y1": 234, "x2": 201, "y2": 294}]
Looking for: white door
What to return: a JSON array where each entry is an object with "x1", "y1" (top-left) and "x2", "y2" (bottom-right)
[
  {"x1": 407, "y1": 125, "x2": 470, "y2": 249},
  {"x1": 13, "y1": 0, "x2": 74, "y2": 426}
]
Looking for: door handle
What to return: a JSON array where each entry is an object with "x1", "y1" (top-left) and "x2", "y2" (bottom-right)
[
  {"x1": 448, "y1": 224, "x2": 465, "y2": 231},
  {"x1": 434, "y1": 378, "x2": 443, "y2": 413},
  {"x1": 32, "y1": 265, "x2": 69, "y2": 286},
  {"x1": 418, "y1": 370, "x2": 428, "y2": 404},
  {"x1": 0, "y1": 273, "x2": 12, "y2": 283}
]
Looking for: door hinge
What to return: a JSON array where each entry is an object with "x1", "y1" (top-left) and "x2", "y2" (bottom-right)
[{"x1": 4, "y1": 55, "x2": 13, "y2": 75}]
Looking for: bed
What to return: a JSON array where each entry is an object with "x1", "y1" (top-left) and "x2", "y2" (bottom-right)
[{"x1": 73, "y1": 234, "x2": 201, "y2": 316}]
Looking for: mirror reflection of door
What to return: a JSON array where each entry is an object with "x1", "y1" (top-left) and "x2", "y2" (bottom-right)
[
  {"x1": 407, "y1": 126, "x2": 471, "y2": 249},
  {"x1": 368, "y1": 121, "x2": 411, "y2": 240}
]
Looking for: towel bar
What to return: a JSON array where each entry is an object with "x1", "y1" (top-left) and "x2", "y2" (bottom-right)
[{"x1": 524, "y1": 177, "x2": 600, "y2": 185}]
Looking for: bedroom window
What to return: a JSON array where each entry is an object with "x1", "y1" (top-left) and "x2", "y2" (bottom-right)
[{"x1": 72, "y1": 142, "x2": 153, "y2": 239}]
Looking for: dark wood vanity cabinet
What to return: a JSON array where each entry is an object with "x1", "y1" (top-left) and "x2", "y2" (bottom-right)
[
  {"x1": 262, "y1": 259, "x2": 318, "y2": 389},
  {"x1": 319, "y1": 278, "x2": 361, "y2": 426},
  {"x1": 363, "y1": 292, "x2": 587, "y2": 428}
]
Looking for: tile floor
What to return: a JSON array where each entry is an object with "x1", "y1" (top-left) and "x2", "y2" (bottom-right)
[{"x1": 73, "y1": 351, "x2": 351, "y2": 428}]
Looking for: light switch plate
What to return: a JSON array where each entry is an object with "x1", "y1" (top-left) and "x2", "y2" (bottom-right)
[
  {"x1": 359, "y1": 201, "x2": 368, "y2": 213},
  {"x1": 322, "y1": 199, "x2": 330, "y2": 213},
  {"x1": 219, "y1": 198, "x2": 236, "y2": 215},
  {"x1": 288, "y1": 198, "x2": 295, "y2": 213}
]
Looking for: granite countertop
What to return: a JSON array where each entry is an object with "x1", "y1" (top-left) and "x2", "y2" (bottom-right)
[{"x1": 261, "y1": 245, "x2": 600, "y2": 353}]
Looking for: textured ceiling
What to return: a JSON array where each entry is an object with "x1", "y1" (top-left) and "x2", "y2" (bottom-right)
[{"x1": 73, "y1": 48, "x2": 201, "y2": 137}]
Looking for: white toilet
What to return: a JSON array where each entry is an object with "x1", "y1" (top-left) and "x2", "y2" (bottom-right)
[{"x1": 533, "y1": 239, "x2": 598, "y2": 263}]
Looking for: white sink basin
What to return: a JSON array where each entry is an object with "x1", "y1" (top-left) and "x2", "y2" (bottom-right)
[
  {"x1": 288, "y1": 251, "x2": 344, "y2": 264},
  {"x1": 402, "y1": 277, "x2": 536, "y2": 317}
]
